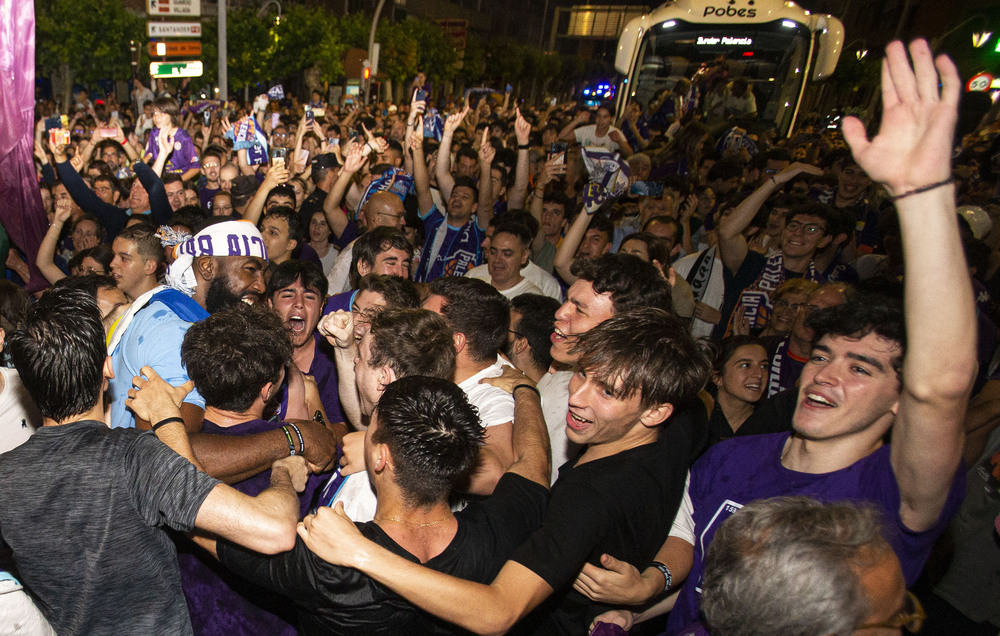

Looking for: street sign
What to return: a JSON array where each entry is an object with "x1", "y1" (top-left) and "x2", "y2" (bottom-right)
[
  {"x1": 150, "y1": 60, "x2": 204, "y2": 78},
  {"x1": 147, "y1": 22, "x2": 202, "y2": 38},
  {"x1": 147, "y1": 0, "x2": 201, "y2": 17},
  {"x1": 149, "y1": 41, "x2": 202, "y2": 57},
  {"x1": 967, "y1": 72, "x2": 994, "y2": 92}
]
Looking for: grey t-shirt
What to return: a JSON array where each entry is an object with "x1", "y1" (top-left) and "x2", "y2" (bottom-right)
[{"x1": 0, "y1": 421, "x2": 220, "y2": 635}]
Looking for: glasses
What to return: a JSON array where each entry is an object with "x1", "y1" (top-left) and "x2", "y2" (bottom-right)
[
  {"x1": 773, "y1": 299, "x2": 805, "y2": 311},
  {"x1": 203, "y1": 162, "x2": 220, "y2": 169},
  {"x1": 785, "y1": 221, "x2": 825, "y2": 236},
  {"x1": 508, "y1": 329, "x2": 523, "y2": 339},
  {"x1": 858, "y1": 591, "x2": 925, "y2": 633}
]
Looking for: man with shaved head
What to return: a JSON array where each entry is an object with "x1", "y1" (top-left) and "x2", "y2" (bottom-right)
[{"x1": 326, "y1": 192, "x2": 407, "y2": 294}]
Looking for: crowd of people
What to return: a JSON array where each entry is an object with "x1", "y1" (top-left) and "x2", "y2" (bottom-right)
[{"x1": 0, "y1": 38, "x2": 999, "y2": 635}]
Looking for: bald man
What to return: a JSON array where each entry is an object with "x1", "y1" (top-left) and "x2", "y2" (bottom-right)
[{"x1": 326, "y1": 192, "x2": 407, "y2": 295}]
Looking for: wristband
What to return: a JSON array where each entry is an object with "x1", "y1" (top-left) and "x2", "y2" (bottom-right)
[
  {"x1": 288, "y1": 422, "x2": 305, "y2": 456},
  {"x1": 513, "y1": 384, "x2": 540, "y2": 398},
  {"x1": 152, "y1": 416, "x2": 184, "y2": 432},
  {"x1": 281, "y1": 425, "x2": 297, "y2": 456},
  {"x1": 517, "y1": 143, "x2": 530, "y2": 150},
  {"x1": 889, "y1": 177, "x2": 954, "y2": 202},
  {"x1": 651, "y1": 561, "x2": 673, "y2": 593}
]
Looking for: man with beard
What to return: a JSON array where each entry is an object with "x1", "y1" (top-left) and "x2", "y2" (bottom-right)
[{"x1": 108, "y1": 219, "x2": 338, "y2": 483}]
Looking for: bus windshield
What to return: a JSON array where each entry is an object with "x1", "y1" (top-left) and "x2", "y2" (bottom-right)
[{"x1": 629, "y1": 19, "x2": 811, "y2": 135}]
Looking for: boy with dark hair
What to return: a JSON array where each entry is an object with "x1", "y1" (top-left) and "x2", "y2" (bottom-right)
[{"x1": 260, "y1": 205, "x2": 303, "y2": 265}]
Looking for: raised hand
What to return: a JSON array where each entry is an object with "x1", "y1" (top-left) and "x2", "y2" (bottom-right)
[
  {"x1": 318, "y1": 310, "x2": 355, "y2": 349},
  {"x1": 773, "y1": 161, "x2": 822, "y2": 185},
  {"x1": 841, "y1": 39, "x2": 959, "y2": 195},
  {"x1": 443, "y1": 107, "x2": 469, "y2": 135},
  {"x1": 514, "y1": 108, "x2": 531, "y2": 146}
]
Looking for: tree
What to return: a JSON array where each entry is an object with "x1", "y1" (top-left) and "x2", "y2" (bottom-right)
[{"x1": 35, "y1": 0, "x2": 144, "y2": 107}]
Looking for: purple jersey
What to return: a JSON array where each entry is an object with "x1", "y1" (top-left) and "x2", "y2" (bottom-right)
[
  {"x1": 178, "y1": 418, "x2": 326, "y2": 635},
  {"x1": 146, "y1": 127, "x2": 201, "y2": 174},
  {"x1": 667, "y1": 432, "x2": 965, "y2": 634}
]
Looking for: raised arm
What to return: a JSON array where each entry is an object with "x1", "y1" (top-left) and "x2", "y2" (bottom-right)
[
  {"x1": 553, "y1": 205, "x2": 592, "y2": 284},
  {"x1": 530, "y1": 157, "x2": 567, "y2": 254},
  {"x1": 323, "y1": 144, "x2": 369, "y2": 239},
  {"x1": 559, "y1": 110, "x2": 590, "y2": 142},
  {"x1": 242, "y1": 164, "x2": 290, "y2": 226},
  {"x1": 842, "y1": 40, "x2": 975, "y2": 532},
  {"x1": 436, "y1": 107, "x2": 468, "y2": 202},
  {"x1": 409, "y1": 119, "x2": 435, "y2": 215},
  {"x1": 476, "y1": 129, "x2": 496, "y2": 229},
  {"x1": 717, "y1": 161, "x2": 821, "y2": 273},
  {"x1": 35, "y1": 204, "x2": 71, "y2": 285},
  {"x1": 507, "y1": 109, "x2": 532, "y2": 210}
]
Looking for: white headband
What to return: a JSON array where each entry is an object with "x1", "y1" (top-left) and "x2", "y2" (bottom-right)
[{"x1": 165, "y1": 220, "x2": 267, "y2": 296}]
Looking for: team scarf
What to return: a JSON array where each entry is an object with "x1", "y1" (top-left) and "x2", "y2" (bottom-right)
[
  {"x1": 580, "y1": 146, "x2": 630, "y2": 215},
  {"x1": 686, "y1": 246, "x2": 717, "y2": 305},
  {"x1": 166, "y1": 220, "x2": 267, "y2": 296},
  {"x1": 355, "y1": 167, "x2": 415, "y2": 220},
  {"x1": 727, "y1": 252, "x2": 824, "y2": 335}
]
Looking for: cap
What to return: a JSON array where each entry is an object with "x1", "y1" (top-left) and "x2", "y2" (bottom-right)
[
  {"x1": 312, "y1": 153, "x2": 341, "y2": 170},
  {"x1": 230, "y1": 175, "x2": 260, "y2": 200}
]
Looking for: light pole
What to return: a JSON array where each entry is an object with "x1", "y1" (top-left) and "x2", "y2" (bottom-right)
[{"x1": 365, "y1": 0, "x2": 388, "y2": 105}]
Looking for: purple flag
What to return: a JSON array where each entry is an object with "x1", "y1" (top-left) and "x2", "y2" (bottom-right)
[{"x1": 0, "y1": 0, "x2": 47, "y2": 291}]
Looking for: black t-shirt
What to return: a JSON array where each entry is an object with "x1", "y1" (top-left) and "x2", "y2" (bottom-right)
[
  {"x1": 509, "y1": 407, "x2": 703, "y2": 635},
  {"x1": 0, "y1": 421, "x2": 220, "y2": 636},
  {"x1": 217, "y1": 472, "x2": 548, "y2": 635}
]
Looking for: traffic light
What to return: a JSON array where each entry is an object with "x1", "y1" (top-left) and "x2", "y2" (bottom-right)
[{"x1": 362, "y1": 60, "x2": 371, "y2": 80}]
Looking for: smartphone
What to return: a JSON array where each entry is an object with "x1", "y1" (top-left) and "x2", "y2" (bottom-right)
[
  {"x1": 98, "y1": 127, "x2": 117, "y2": 138},
  {"x1": 271, "y1": 146, "x2": 288, "y2": 168},
  {"x1": 304, "y1": 106, "x2": 315, "y2": 126},
  {"x1": 297, "y1": 149, "x2": 310, "y2": 164},
  {"x1": 110, "y1": 110, "x2": 119, "y2": 121},
  {"x1": 49, "y1": 128, "x2": 70, "y2": 147},
  {"x1": 549, "y1": 142, "x2": 568, "y2": 165},
  {"x1": 271, "y1": 112, "x2": 280, "y2": 128},
  {"x1": 44, "y1": 116, "x2": 61, "y2": 132},
  {"x1": 328, "y1": 137, "x2": 340, "y2": 146},
  {"x1": 313, "y1": 107, "x2": 326, "y2": 118},
  {"x1": 414, "y1": 88, "x2": 427, "y2": 103}
]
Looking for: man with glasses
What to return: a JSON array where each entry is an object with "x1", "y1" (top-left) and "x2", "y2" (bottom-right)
[
  {"x1": 198, "y1": 147, "x2": 226, "y2": 211},
  {"x1": 326, "y1": 192, "x2": 408, "y2": 295},
  {"x1": 716, "y1": 161, "x2": 832, "y2": 338}
]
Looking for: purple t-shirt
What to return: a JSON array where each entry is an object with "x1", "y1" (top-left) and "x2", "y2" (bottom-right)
[
  {"x1": 178, "y1": 418, "x2": 326, "y2": 636},
  {"x1": 308, "y1": 333, "x2": 344, "y2": 425},
  {"x1": 322, "y1": 290, "x2": 356, "y2": 316},
  {"x1": 146, "y1": 127, "x2": 201, "y2": 174},
  {"x1": 666, "y1": 432, "x2": 966, "y2": 634}
]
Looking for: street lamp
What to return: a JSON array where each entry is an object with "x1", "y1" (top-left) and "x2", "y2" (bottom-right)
[
  {"x1": 972, "y1": 31, "x2": 992, "y2": 48},
  {"x1": 845, "y1": 39, "x2": 867, "y2": 62}
]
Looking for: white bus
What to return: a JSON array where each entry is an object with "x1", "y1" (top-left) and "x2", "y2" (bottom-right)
[{"x1": 614, "y1": 0, "x2": 845, "y2": 136}]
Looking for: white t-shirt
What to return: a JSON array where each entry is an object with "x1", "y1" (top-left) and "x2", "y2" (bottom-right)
[
  {"x1": 672, "y1": 249, "x2": 725, "y2": 338},
  {"x1": 330, "y1": 356, "x2": 514, "y2": 522},
  {"x1": 465, "y1": 262, "x2": 563, "y2": 302},
  {"x1": 538, "y1": 368, "x2": 577, "y2": 484},
  {"x1": 0, "y1": 367, "x2": 42, "y2": 455},
  {"x1": 574, "y1": 125, "x2": 626, "y2": 154},
  {"x1": 326, "y1": 239, "x2": 356, "y2": 295},
  {"x1": 463, "y1": 269, "x2": 543, "y2": 301}
]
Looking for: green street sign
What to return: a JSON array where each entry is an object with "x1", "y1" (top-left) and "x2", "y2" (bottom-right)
[{"x1": 149, "y1": 60, "x2": 203, "y2": 78}]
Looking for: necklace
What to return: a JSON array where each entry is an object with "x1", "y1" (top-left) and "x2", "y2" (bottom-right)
[{"x1": 374, "y1": 514, "x2": 454, "y2": 528}]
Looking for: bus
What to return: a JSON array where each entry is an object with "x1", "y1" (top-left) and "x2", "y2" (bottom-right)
[{"x1": 614, "y1": 0, "x2": 845, "y2": 136}]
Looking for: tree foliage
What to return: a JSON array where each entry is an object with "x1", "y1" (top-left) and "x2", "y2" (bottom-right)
[
  {"x1": 36, "y1": 0, "x2": 144, "y2": 84},
  {"x1": 36, "y1": 1, "x2": 605, "y2": 98}
]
